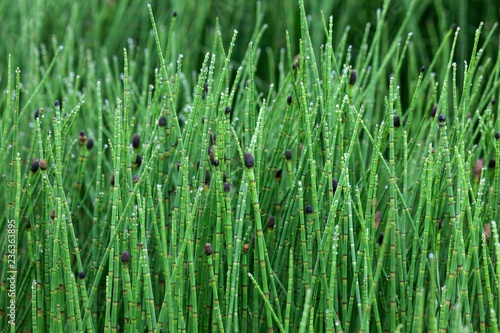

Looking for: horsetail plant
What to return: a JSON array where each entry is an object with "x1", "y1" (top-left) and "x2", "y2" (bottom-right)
[{"x1": 2, "y1": 0, "x2": 500, "y2": 332}]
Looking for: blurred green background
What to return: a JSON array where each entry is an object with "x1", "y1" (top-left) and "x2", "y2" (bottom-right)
[{"x1": 1, "y1": 0, "x2": 499, "y2": 93}]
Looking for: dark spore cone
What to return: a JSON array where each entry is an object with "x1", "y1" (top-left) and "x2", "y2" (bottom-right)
[
  {"x1": 78, "y1": 271, "x2": 85, "y2": 279},
  {"x1": 79, "y1": 131, "x2": 86, "y2": 145},
  {"x1": 30, "y1": 159, "x2": 40, "y2": 173},
  {"x1": 244, "y1": 152, "x2": 255, "y2": 168},
  {"x1": 305, "y1": 205, "x2": 313, "y2": 214},
  {"x1": 349, "y1": 69, "x2": 357, "y2": 86},
  {"x1": 158, "y1": 115, "x2": 167, "y2": 127},
  {"x1": 205, "y1": 243, "x2": 213, "y2": 256},
  {"x1": 212, "y1": 159, "x2": 219, "y2": 167},
  {"x1": 285, "y1": 149, "x2": 292, "y2": 161},
  {"x1": 86, "y1": 137, "x2": 94, "y2": 150},
  {"x1": 133, "y1": 174, "x2": 139, "y2": 184},
  {"x1": 135, "y1": 154, "x2": 142, "y2": 167},
  {"x1": 223, "y1": 182, "x2": 231, "y2": 192},
  {"x1": 34, "y1": 109, "x2": 40, "y2": 120},
  {"x1": 268, "y1": 216, "x2": 275, "y2": 230},
  {"x1": 173, "y1": 11, "x2": 177, "y2": 17},
  {"x1": 420, "y1": 66, "x2": 425, "y2": 73},
  {"x1": 287, "y1": 95, "x2": 292, "y2": 105},
  {"x1": 438, "y1": 114, "x2": 446, "y2": 123},
  {"x1": 40, "y1": 159, "x2": 47, "y2": 171},
  {"x1": 208, "y1": 146, "x2": 214, "y2": 163},
  {"x1": 121, "y1": 251, "x2": 130, "y2": 263},
  {"x1": 378, "y1": 232, "x2": 384, "y2": 245},
  {"x1": 495, "y1": 131, "x2": 500, "y2": 140},
  {"x1": 110, "y1": 173, "x2": 115, "y2": 187},
  {"x1": 430, "y1": 104, "x2": 438, "y2": 117},
  {"x1": 275, "y1": 169, "x2": 283, "y2": 180},
  {"x1": 489, "y1": 158, "x2": 496, "y2": 169},
  {"x1": 54, "y1": 100, "x2": 60, "y2": 107},
  {"x1": 225, "y1": 106, "x2": 231, "y2": 115},
  {"x1": 332, "y1": 178, "x2": 338, "y2": 193},
  {"x1": 132, "y1": 133, "x2": 141, "y2": 149},
  {"x1": 242, "y1": 243, "x2": 250, "y2": 254},
  {"x1": 205, "y1": 169, "x2": 211, "y2": 186},
  {"x1": 393, "y1": 115, "x2": 401, "y2": 128}
]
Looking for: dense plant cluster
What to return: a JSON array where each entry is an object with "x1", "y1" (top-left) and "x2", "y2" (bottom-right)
[{"x1": 1, "y1": 0, "x2": 500, "y2": 332}]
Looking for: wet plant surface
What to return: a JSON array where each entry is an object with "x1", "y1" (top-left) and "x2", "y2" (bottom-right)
[{"x1": 1, "y1": 0, "x2": 500, "y2": 332}]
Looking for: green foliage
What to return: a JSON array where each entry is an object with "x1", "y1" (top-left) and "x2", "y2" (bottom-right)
[{"x1": 1, "y1": 0, "x2": 500, "y2": 332}]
